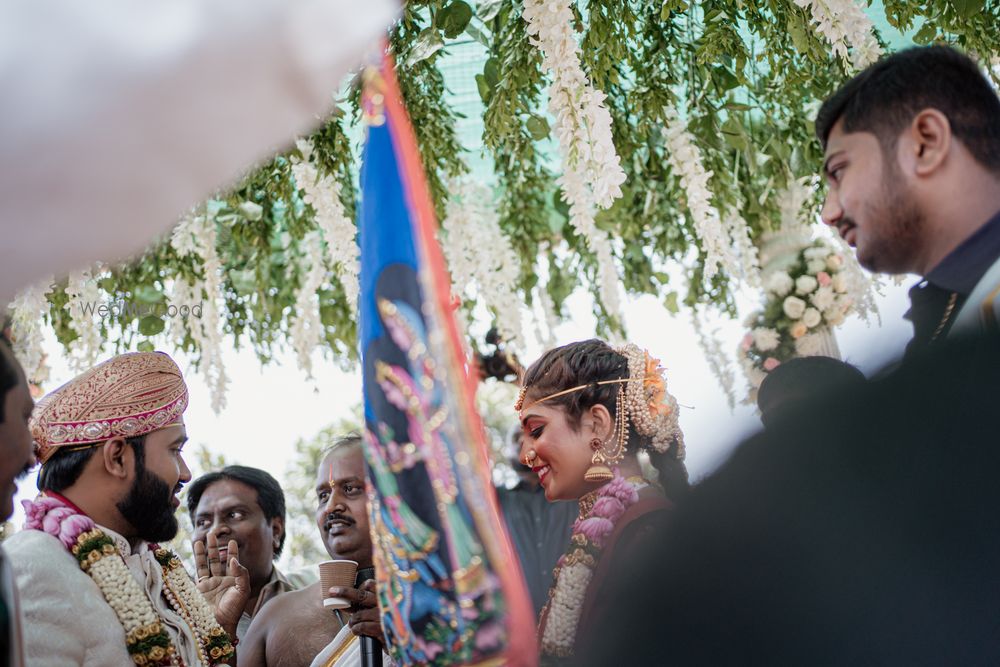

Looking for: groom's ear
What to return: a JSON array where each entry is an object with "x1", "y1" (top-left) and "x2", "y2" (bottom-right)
[{"x1": 102, "y1": 437, "x2": 131, "y2": 479}]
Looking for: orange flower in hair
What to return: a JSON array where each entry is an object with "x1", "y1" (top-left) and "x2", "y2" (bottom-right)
[{"x1": 643, "y1": 353, "x2": 671, "y2": 417}]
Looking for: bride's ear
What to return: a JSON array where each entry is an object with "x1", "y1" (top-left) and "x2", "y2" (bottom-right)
[{"x1": 586, "y1": 403, "x2": 614, "y2": 442}]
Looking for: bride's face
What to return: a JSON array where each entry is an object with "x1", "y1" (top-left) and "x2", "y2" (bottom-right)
[{"x1": 519, "y1": 403, "x2": 605, "y2": 501}]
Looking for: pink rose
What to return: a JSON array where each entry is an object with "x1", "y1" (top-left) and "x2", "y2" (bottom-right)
[
  {"x1": 601, "y1": 473, "x2": 639, "y2": 505},
  {"x1": 577, "y1": 516, "x2": 615, "y2": 548},
  {"x1": 740, "y1": 333, "x2": 753, "y2": 352},
  {"x1": 817, "y1": 271, "x2": 832, "y2": 286},
  {"x1": 58, "y1": 514, "x2": 96, "y2": 548},
  {"x1": 591, "y1": 496, "x2": 626, "y2": 523},
  {"x1": 763, "y1": 357, "x2": 781, "y2": 371},
  {"x1": 22, "y1": 496, "x2": 95, "y2": 547}
]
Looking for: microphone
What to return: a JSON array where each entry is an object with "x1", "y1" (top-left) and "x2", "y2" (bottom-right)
[{"x1": 355, "y1": 567, "x2": 382, "y2": 667}]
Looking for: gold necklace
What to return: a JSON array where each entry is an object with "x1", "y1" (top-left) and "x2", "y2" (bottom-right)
[{"x1": 930, "y1": 292, "x2": 959, "y2": 342}]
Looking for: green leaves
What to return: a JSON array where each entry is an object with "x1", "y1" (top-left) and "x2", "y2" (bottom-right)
[
  {"x1": 526, "y1": 115, "x2": 550, "y2": 140},
  {"x1": 138, "y1": 315, "x2": 165, "y2": 337},
  {"x1": 913, "y1": 22, "x2": 938, "y2": 45},
  {"x1": 951, "y1": 0, "x2": 985, "y2": 19},
  {"x1": 34, "y1": 0, "x2": 1000, "y2": 374},
  {"x1": 406, "y1": 29, "x2": 444, "y2": 67},
  {"x1": 436, "y1": 1, "x2": 473, "y2": 39}
]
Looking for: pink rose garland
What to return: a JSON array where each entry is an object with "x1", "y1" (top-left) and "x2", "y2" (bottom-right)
[{"x1": 22, "y1": 496, "x2": 96, "y2": 549}]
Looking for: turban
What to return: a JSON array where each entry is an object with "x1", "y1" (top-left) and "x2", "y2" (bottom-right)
[{"x1": 31, "y1": 351, "x2": 188, "y2": 464}]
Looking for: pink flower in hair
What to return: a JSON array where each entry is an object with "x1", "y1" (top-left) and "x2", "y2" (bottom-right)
[
  {"x1": 763, "y1": 357, "x2": 781, "y2": 371},
  {"x1": 817, "y1": 271, "x2": 832, "y2": 287},
  {"x1": 577, "y1": 516, "x2": 615, "y2": 548}
]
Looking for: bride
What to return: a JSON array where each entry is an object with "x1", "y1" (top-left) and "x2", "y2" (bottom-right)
[{"x1": 515, "y1": 338, "x2": 686, "y2": 662}]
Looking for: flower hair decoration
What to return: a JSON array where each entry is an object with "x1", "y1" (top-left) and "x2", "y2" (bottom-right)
[
  {"x1": 515, "y1": 343, "x2": 685, "y2": 459},
  {"x1": 617, "y1": 343, "x2": 685, "y2": 458}
]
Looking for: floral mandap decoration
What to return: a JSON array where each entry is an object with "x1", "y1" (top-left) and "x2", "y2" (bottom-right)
[
  {"x1": 739, "y1": 239, "x2": 854, "y2": 391},
  {"x1": 7, "y1": 0, "x2": 1000, "y2": 404}
]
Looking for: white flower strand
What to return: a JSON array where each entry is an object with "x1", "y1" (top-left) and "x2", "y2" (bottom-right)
[
  {"x1": 663, "y1": 107, "x2": 740, "y2": 283},
  {"x1": 540, "y1": 561, "x2": 592, "y2": 656},
  {"x1": 64, "y1": 268, "x2": 104, "y2": 372},
  {"x1": 593, "y1": 238, "x2": 623, "y2": 324},
  {"x1": 171, "y1": 210, "x2": 229, "y2": 412},
  {"x1": 691, "y1": 310, "x2": 737, "y2": 410},
  {"x1": 7, "y1": 278, "x2": 53, "y2": 383},
  {"x1": 440, "y1": 180, "x2": 526, "y2": 350},
  {"x1": 521, "y1": 0, "x2": 626, "y2": 318},
  {"x1": 535, "y1": 283, "x2": 559, "y2": 349},
  {"x1": 794, "y1": 0, "x2": 882, "y2": 70},
  {"x1": 291, "y1": 139, "x2": 359, "y2": 313},
  {"x1": 289, "y1": 231, "x2": 327, "y2": 378},
  {"x1": 724, "y1": 210, "x2": 762, "y2": 288}
]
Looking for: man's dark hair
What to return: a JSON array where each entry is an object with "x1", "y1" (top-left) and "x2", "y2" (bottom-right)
[
  {"x1": 0, "y1": 332, "x2": 20, "y2": 423},
  {"x1": 38, "y1": 435, "x2": 146, "y2": 493},
  {"x1": 186, "y1": 465, "x2": 287, "y2": 558},
  {"x1": 816, "y1": 46, "x2": 1000, "y2": 172},
  {"x1": 757, "y1": 356, "x2": 865, "y2": 427}
]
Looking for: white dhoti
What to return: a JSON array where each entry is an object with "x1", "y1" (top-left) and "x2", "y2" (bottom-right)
[{"x1": 309, "y1": 624, "x2": 394, "y2": 667}]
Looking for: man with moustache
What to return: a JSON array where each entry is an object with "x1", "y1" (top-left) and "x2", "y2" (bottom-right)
[
  {"x1": 4, "y1": 351, "x2": 250, "y2": 665},
  {"x1": 240, "y1": 434, "x2": 391, "y2": 667},
  {"x1": 0, "y1": 334, "x2": 38, "y2": 667},
  {"x1": 189, "y1": 466, "x2": 302, "y2": 641},
  {"x1": 816, "y1": 45, "x2": 1000, "y2": 357}
]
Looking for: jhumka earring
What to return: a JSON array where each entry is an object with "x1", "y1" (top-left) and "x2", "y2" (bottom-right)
[{"x1": 584, "y1": 385, "x2": 628, "y2": 483}]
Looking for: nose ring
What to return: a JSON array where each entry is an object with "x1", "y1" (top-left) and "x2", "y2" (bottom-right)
[{"x1": 523, "y1": 449, "x2": 537, "y2": 466}]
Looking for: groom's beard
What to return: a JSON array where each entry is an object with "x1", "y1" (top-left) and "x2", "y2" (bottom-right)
[{"x1": 117, "y1": 466, "x2": 179, "y2": 543}]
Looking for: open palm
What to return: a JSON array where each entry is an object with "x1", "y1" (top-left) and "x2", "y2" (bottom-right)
[{"x1": 194, "y1": 533, "x2": 250, "y2": 633}]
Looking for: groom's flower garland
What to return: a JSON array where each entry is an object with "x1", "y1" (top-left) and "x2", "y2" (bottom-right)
[
  {"x1": 739, "y1": 240, "x2": 855, "y2": 391},
  {"x1": 540, "y1": 471, "x2": 644, "y2": 659},
  {"x1": 23, "y1": 495, "x2": 235, "y2": 667}
]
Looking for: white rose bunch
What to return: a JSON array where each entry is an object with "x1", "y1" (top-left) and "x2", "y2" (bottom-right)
[
  {"x1": 752, "y1": 327, "x2": 781, "y2": 352},
  {"x1": 783, "y1": 296, "x2": 807, "y2": 319},
  {"x1": 796, "y1": 275, "x2": 818, "y2": 295},
  {"x1": 765, "y1": 271, "x2": 794, "y2": 296},
  {"x1": 802, "y1": 307, "x2": 822, "y2": 328},
  {"x1": 811, "y1": 286, "x2": 836, "y2": 311}
]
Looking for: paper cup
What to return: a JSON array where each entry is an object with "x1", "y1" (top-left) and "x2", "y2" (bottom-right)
[{"x1": 318, "y1": 559, "x2": 358, "y2": 609}]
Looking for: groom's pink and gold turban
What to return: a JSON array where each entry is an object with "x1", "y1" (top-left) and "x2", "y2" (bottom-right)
[{"x1": 30, "y1": 351, "x2": 188, "y2": 464}]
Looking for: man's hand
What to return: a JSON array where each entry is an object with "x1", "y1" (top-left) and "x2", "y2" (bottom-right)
[
  {"x1": 330, "y1": 579, "x2": 384, "y2": 644},
  {"x1": 194, "y1": 532, "x2": 250, "y2": 638}
]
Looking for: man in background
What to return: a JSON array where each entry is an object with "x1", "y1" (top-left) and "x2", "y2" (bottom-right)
[
  {"x1": 189, "y1": 465, "x2": 305, "y2": 641},
  {"x1": 240, "y1": 435, "x2": 390, "y2": 667}
]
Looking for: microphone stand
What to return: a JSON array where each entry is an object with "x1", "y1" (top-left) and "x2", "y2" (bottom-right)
[{"x1": 355, "y1": 567, "x2": 383, "y2": 667}]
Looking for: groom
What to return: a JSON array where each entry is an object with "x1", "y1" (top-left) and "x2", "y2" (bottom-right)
[
  {"x1": 4, "y1": 351, "x2": 249, "y2": 665},
  {"x1": 816, "y1": 45, "x2": 1000, "y2": 356}
]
